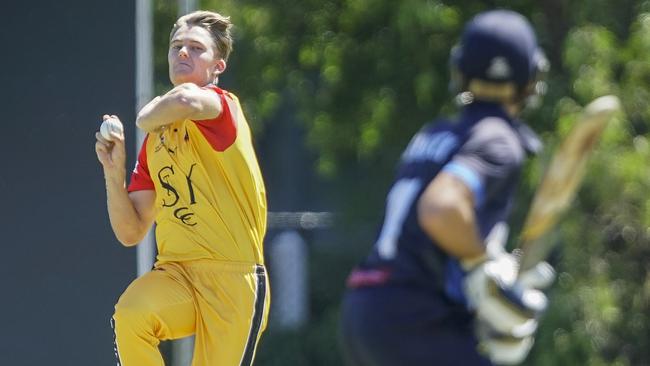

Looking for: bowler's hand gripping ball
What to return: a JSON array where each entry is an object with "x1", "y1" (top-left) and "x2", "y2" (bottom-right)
[{"x1": 100, "y1": 118, "x2": 124, "y2": 141}]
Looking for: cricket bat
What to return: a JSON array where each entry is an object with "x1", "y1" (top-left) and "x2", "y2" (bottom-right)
[{"x1": 516, "y1": 95, "x2": 621, "y2": 273}]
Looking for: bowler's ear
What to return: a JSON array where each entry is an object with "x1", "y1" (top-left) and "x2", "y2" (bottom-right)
[{"x1": 213, "y1": 59, "x2": 227, "y2": 77}]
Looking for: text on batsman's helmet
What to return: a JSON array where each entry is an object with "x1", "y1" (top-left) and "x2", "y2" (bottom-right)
[{"x1": 450, "y1": 10, "x2": 549, "y2": 103}]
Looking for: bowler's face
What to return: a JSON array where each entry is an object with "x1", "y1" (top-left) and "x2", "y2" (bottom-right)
[{"x1": 168, "y1": 25, "x2": 223, "y2": 86}]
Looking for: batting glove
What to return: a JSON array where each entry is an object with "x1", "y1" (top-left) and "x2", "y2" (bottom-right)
[
  {"x1": 476, "y1": 321, "x2": 535, "y2": 365},
  {"x1": 467, "y1": 256, "x2": 556, "y2": 365},
  {"x1": 462, "y1": 253, "x2": 548, "y2": 336}
]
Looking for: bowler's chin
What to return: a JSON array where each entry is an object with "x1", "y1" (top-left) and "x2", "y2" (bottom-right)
[{"x1": 170, "y1": 74, "x2": 202, "y2": 86}]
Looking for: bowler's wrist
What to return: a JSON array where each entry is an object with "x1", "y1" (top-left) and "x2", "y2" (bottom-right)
[{"x1": 103, "y1": 169, "x2": 126, "y2": 187}]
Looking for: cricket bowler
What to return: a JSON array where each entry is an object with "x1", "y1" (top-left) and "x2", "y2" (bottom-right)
[{"x1": 95, "y1": 10, "x2": 269, "y2": 366}]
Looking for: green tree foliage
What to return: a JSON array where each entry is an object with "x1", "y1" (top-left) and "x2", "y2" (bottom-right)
[{"x1": 155, "y1": 1, "x2": 650, "y2": 364}]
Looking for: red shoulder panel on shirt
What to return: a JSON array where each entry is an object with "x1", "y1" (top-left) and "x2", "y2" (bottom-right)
[
  {"x1": 193, "y1": 85, "x2": 238, "y2": 152},
  {"x1": 127, "y1": 134, "x2": 155, "y2": 192}
]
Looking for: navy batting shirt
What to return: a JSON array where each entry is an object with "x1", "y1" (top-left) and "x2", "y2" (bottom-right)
[{"x1": 347, "y1": 100, "x2": 541, "y2": 313}]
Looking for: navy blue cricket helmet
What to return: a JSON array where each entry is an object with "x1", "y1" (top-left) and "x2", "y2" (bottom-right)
[{"x1": 450, "y1": 9, "x2": 548, "y2": 102}]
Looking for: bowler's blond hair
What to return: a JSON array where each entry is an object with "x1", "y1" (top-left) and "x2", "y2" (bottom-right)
[{"x1": 170, "y1": 10, "x2": 233, "y2": 61}]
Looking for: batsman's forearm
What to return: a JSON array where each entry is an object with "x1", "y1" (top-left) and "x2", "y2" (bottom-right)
[
  {"x1": 104, "y1": 173, "x2": 149, "y2": 246},
  {"x1": 418, "y1": 174, "x2": 486, "y2": 262},
  {"x1": 421, "y1": 202, "x2": 486, "y2": 261}
]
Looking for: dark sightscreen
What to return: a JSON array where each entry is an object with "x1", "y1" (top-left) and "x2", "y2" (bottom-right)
[{"x1": 0, "y1": 2, "x2": 137, "y2": 365}]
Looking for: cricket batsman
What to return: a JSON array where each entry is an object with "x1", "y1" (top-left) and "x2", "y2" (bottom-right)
[
  {"x1": 95, "y1": 10, "x2": 269, "y2": 366},
  {"x1": 340, "y1": 9, "x2": 556, "y2": 366}
]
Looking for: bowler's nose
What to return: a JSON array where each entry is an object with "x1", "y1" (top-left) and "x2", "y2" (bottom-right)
[{"x1": 178, "y1": 46, "x2": 189, "y2": 58}]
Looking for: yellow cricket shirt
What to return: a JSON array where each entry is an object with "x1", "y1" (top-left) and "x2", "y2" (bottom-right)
[{"x1": 128, "y1": 86, "x2": 267, "y2": 265}]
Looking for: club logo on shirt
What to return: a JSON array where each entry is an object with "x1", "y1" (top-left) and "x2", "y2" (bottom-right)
[
  {"x1": 157, "y1": 163, "x2": 198, "y2": 226},
  {"x1": 155, "y1": 134, "x2": 177, "y2": 154}
]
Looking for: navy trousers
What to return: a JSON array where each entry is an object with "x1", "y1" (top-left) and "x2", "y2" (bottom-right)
[{"x1": 339, "y1": 285, "x2": 493, "y2": 366}]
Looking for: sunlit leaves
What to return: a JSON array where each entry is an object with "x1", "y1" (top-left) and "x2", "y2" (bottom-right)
[{"x1": 564, "y1": 26, "x2": 619, "y2": 101}]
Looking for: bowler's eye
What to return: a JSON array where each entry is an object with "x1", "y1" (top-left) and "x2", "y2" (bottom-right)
[
  {"x1": 171, "y1": 45, "x2": 182, "y2": 50},
  {"x1": 191, "y1": 46, "x2": 204, "y2": 51}
]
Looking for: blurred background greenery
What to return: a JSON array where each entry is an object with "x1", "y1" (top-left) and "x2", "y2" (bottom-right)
[{"x1": 156, "y1": 1, "x2": 650, "y2": 364}]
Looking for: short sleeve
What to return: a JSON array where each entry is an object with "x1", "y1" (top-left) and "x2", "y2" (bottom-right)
[
  {"x1": 127, "y1": 135, "x2": 155, "y2": 192},
  {"x1": 192, "y1": 86, "x2": 238, "y2": 152},
  {"x1": 442, "y1": 118, "x2": 524, "y2": 208}
]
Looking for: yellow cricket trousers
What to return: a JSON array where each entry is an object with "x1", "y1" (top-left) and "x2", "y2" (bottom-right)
[{"x1": 111, "y1": 260, "x2": 270, "y2": 366}]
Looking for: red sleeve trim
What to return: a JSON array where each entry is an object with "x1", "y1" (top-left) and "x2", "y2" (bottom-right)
[
  {"x1": 193, "y1": 85, "x2": 238, "y2": 152},
  {"x1": 127, "y1": 135, "x2": 155, "y2": 192}
]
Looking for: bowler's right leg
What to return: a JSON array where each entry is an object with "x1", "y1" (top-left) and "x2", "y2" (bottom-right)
[{"x1": 112, "y1": 264, "x2": 196, "y2": 366}]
